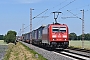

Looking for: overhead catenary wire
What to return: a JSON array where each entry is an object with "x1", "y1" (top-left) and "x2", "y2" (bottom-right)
[
  {"x1": 25, "y1": 1, "x2": 90, "y2": 30},
  {"x1": 22, "y1": 9, "x2": 49, "y2": 32},
  {"x1": 48, "y1": 0, "x2": 76, "y2": 17},
  {"x1": 32, "y1": 0, "x2": 68, "y2": 28},
  {"x1": 32, "y1": 0, "x2": 77, "y2": 30},
  {"x1": 67, "y1": 10, "x2": 81, "y2": 19},
  {"x1": 22, "y1": 0, "x2": 77, "y2": 32},
  {"x1": 33, "y1": 9, "x2": 48, "y2": 19},
  {"x1": 34, "y1": 0, "x2": 69, "y2": 19},
  {"x1": 45, "y1": 0, "x2": 76, "y2": 20},
  {"x1": 73, "y1": 8, "x2": 90, "y2": 16},
  {"x1": 48, "y1": 0, "x2": 68, "y2": 11},
  {"x1": 68, "y1": 4, "x2": 90, "y2": 16},
  {"x1": 61, "y1": 8, "x2": 90, "y2": 19},
  {"x1": 61, "y1": 3, "x2": 90, "y2": 17},
  {"x1": 57, "y1": 0, "x2": 76, "y2": 11},
  {"x1": 60, "y1": 3, "x2": 90, "y2": 19},
  {"x1": 47, "y1": 0, "x2": 77, "y2": 23}
]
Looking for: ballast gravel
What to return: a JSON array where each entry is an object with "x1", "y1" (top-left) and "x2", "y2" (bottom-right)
[{"x1": 21, "y1": 41, "x2": 75, "y2": 60}]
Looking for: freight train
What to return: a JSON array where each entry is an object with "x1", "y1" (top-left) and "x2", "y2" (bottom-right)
[{"x1": 21, "y1": 23, "x2": 69, "y2": 50}]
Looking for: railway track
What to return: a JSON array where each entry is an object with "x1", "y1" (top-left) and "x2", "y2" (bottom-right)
[
  {"x1": 68, "y1": 47, "x2": 90, "y2": 53},
  {"x1": 54, "y1": 48, "x2": 90, "y2": 60}
]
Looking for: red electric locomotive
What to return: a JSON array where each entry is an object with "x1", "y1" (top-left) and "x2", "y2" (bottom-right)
[
  {"x1": 22, "y1": 23, "x2": 69, "y2": 50},
  {"x1": 42, "y1": 23, "x2": 69, "y2": 49}
]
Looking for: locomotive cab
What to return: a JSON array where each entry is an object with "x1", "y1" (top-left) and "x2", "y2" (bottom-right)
[{"x1": 49, "y1": 24, "x2": 69, "y2": 49}]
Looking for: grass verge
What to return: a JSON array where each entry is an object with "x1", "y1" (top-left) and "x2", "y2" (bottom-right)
[
  {"x1": 20, "y1": 42, "x2": 47, "y2": 60},
  {"x1": 3, "y1": 43, "x2": 14, "y2": 60},
  {"x1": 3, "y1": 42, "x2": 47, "y2": 60}
]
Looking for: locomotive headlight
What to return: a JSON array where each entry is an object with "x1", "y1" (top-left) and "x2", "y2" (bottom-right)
[
  {"x1": 53, "y1": 39, "x2": 54, "y2": 41},
  {"x1": 52, "y1": 35, "x2": 56, "y2": 38},
  {"x1": 65, "y1": 39, "x2": 66, "y2": 41},
  {"x1": 63, "y1": 35, "x2": 67, "y2": 38}
]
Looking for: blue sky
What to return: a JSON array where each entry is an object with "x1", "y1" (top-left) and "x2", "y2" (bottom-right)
[{"x1": 0, "y1": 0, "x2": 90, "y2": 36}]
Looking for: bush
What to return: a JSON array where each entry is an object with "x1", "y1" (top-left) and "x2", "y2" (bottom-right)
[{"x1": 4, "y1": 30, "x2": 17, "y2": 43}]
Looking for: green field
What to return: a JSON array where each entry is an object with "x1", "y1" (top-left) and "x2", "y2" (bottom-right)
[
  {"x1": 69, "y1": 40, "x2": 90, "y2": 49},
  {"x1": 0, "y1": 40, "x2": 8, "y2": 45}
]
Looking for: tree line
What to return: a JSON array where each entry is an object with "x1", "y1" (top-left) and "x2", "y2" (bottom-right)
[
  {"x1": 0, "y1": 35, "x2": 4, "y2": 40},
  {"x1": 69, "y1": 32, "x2": 90, "y2": 40},
  {"x1": 1, "y1": 31, "x2": 90, "y2": 43}
]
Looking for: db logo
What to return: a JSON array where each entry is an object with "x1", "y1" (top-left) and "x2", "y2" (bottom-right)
[{"x1": 58, "y1": 35, "x2": 61, "y2": 37}]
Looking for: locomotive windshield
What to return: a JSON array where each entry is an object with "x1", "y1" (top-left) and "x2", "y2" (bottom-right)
[
  {"x1": 52, "y1": 27, "x2": 66, "y2": 32},
  {"x1": 52, "y1": 27, "x2": 59, "y2": 32},
  {"x1": 59, "y1": 27, "x2": 66, "y2": 32}
]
